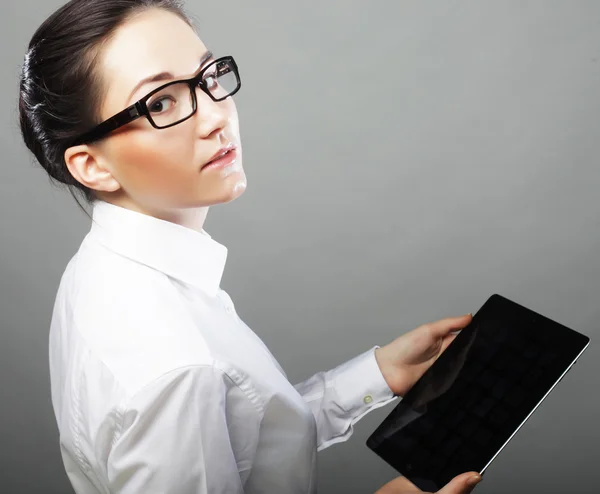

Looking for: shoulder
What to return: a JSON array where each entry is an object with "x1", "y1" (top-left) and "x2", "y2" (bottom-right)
[{"x1": 56, "y1": 233, "x2": 215, "y2": 395}]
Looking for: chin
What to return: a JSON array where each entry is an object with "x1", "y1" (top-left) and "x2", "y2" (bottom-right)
[
  {"x1": 226, "y1": 180, "x2": 247, "y2": 202},
  {"x1": 212, "y1": 178, "x2": 247, "y2": 205}
]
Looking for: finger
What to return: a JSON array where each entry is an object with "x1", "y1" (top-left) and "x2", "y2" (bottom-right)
[
  {"x1": 378, "y1": 475, "x2": 422, "y2": 493},
  {"x1": 426, "y1": 314, "x2": 472, "y2": 337},
  {"x1": 437, "y1": 472, "x2": 482, "y2": 494},
  {"x1": 439, "y1": 332, "x2": 458, "y2": 353}
]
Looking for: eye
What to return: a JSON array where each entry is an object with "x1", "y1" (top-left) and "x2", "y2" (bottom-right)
[
  {"x1": 149, "y1": 96, "x2": 176, "y2": 114},
  {"x1": 203, "y1": 74, "x2": 219, "y2": 90}
]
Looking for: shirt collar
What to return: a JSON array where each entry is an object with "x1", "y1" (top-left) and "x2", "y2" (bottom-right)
[{"x1": 89, "y1": 200, "x2": 227, "y2": 296}]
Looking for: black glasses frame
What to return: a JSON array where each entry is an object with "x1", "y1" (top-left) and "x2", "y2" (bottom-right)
[{"x1": 72, "y1": 56, "x2": 241, "y2": 145}]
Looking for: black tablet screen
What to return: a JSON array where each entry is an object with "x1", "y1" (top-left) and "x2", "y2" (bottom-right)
[{"x1": 366, "y1": 294, "x2": 590, "y2": 492}]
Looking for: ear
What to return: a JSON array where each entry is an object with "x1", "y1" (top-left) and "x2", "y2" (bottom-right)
[{"x1": 64, "y1": 144, "x2": 121, "y2": 193}]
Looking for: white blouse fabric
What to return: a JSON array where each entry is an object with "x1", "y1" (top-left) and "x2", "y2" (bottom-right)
[{"x1": 49, "y1": 200, "x2": 396, "y2": 494}]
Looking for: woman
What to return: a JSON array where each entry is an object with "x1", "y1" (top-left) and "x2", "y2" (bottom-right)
[{"x1": 18, "y1": 1, "x2": 482, "y2": 493}]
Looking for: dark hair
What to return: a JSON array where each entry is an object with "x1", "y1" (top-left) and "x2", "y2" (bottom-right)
[{"x1": 18, "y1": 0, "x2": 195, "y2": 215}]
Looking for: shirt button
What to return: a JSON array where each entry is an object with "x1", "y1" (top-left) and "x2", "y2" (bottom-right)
[{"x1": 363, "y1": 395, "x2": 373, "y2": 405}]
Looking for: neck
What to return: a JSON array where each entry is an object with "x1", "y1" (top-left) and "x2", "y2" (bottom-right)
[
  {"x1": 156, "y1": 207, "x2": 210, "y2": 233},
  {"x1": 97, "y1": 193, "x2": 209, "y2": 233}
]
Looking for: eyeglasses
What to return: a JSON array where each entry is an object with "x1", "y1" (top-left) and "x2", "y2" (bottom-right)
[{"x1": 72, "y1": 56, "x2": 241, "y2": 145}]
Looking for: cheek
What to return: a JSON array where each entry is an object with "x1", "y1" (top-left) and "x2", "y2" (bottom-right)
[{"x1": 107, "y1": 127, "x2": 197, "y2": 192}]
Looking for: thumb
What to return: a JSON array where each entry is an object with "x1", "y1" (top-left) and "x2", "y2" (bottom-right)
[
  {"x1": 438, "y1": 472, "x2": 482, "y2": 494},
  {"x1": 428, "y1": 314, "x2": 473, "y2": 337}
]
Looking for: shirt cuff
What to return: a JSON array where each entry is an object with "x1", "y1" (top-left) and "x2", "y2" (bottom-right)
[{"x1": 331, "y1": 346, "x2": 397, "y2": 418}]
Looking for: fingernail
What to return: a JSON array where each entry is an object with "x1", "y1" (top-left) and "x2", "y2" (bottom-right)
[{"x1": 468, "y1": 474, "x2": 482, "y2": 486}]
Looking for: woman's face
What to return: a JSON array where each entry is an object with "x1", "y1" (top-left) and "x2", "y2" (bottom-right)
[{"x1": 87, "y1": 8, "x2": 246, "y2": 213}]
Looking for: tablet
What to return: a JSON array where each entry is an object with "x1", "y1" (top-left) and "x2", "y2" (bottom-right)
[{"x1": 366, "y1": 294, "x2": 590, "y2": 491}]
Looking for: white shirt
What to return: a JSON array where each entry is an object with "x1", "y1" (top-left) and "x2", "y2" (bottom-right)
[{"x1": 49, "y1": 200, "x2": 396, "y2": 494}]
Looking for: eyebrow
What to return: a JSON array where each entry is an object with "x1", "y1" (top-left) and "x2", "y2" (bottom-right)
[{"x1": 127, "y1": 51, "x2": 214, "y2": 103}]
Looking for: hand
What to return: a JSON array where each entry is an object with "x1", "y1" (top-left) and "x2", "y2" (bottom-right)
[
  {"x1": 375, "y1": 472, "x2": 482, "y2": 494},
  {"x1": 375, "y1": 314, "x2": 472, "y2": 397}
]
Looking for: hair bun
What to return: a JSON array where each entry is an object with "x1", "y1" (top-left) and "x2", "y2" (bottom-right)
[{"x1": 19, "y1": 42, "x2": 78, "y2": 187}]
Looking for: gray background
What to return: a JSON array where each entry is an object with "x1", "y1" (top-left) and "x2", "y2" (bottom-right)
[{"x1": 2, "y1": 0, "x2": 599, "y2": 493}]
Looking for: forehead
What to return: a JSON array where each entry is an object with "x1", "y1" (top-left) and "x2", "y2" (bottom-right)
[{"x1": 99, "y1": 8, "x2": 207, "y2": 114}]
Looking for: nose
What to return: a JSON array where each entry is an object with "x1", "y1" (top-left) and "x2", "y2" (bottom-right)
[{"x1": 193, "y1": 86, "x2": 229, "y2": 139}]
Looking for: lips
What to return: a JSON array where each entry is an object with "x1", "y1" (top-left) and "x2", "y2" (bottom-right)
[{"x1": 202, "y1": 144, "x2": 237, "y2": 170}]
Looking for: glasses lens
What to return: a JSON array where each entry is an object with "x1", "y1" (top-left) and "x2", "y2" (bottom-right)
[
  {"x1": 147, "y1": 82, "x2": 195, "y2": 128},
  {"x1": 202, "y1": 58, "x2": 240, "y2": 100}
]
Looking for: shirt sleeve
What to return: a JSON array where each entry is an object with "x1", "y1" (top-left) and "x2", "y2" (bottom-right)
[
  {"x1": 293, "y1": 346, "x2": 398, "y2": 451},
  {"x1": 106, "y1": 364, "x2": 261, "y2": 494}
]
